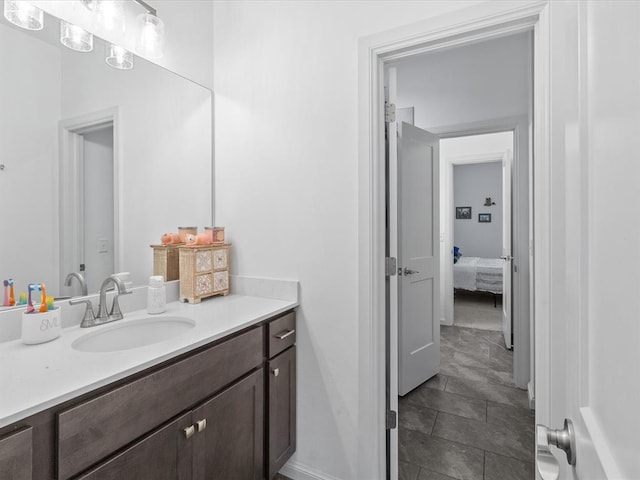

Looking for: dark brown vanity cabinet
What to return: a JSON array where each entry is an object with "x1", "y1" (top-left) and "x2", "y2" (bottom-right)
[
  {"x1": 0, "y1": 426, "x2": 33, "y2": 480},
  {"x1": 78, "y1": 370, "x2": 265, "y2": 480},
  {"x1": 266, "y1": 311, "x2": 297, "y2": 480},
  {"x1": 0, "y1": 309, "x2": 295, "y2": 480}
]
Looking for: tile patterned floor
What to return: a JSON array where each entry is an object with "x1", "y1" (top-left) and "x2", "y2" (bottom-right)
[{"x1": 398, "y1": 325, "x2": 535, "y2": 480}]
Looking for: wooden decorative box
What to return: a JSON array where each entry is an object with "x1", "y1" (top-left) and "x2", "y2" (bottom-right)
[
  {"x1": 150, "y1": 244, "x2": 182, "y2": 282},
  {"x1": 179, "y1": 244, "x2": 230, "y2": 304}
]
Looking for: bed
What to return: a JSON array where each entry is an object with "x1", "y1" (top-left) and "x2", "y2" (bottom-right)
[{"x1": 454, "y1": 256, "x2": 504, "y2": 299}]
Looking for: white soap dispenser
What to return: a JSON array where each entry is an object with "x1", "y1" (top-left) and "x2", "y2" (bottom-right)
[{"x1": 147, "y1": 275, "x2": 166, "y2": 314}]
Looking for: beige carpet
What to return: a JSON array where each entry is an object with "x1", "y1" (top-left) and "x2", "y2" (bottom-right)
[{"x1": 453, "y1": 290, "x2": 502, "y2": 331}]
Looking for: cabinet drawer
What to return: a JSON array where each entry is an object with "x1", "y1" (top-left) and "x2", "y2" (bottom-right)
[
  {"x1": 267, "y1": 311, "x2": 296, "y2": 359},
  {"x1": 0, "y1": 426, "x2": 32, "y2": 480},
  {"x1": 57, "y1": 326, "x2": 263, "y2": 479}
]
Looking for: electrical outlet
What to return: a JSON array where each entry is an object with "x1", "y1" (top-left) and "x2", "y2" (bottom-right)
[{"x1": 97, "y1": 238, "x2": 108, "y2": 253}]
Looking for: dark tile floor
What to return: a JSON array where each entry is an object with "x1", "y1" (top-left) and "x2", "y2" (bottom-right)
[{"x1": 398, "y1": 325, "x2": 535, "y2": 480}]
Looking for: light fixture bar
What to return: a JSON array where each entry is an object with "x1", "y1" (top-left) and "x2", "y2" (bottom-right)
[{"x1": 131, "y1": 0, "x2": 157, "y2": 16}]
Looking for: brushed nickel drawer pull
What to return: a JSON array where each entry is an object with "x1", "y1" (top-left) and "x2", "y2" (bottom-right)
[
  {"x1": 275, "y1": 329, "x2": 295, "y2": 340},
  {"x1": 183, "y1": 425, "x2": 195, "y2": 439},
  {"x1": 196, "y1": 419, "x2": 207, "y2": 432},
  {"x1": 272, "y1": 368, "x2": 280, "y2": 377}
]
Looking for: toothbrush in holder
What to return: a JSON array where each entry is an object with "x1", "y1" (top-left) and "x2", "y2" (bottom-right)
[
  {"x1": 2, "y1": 279, "x2": 15, "y2": 307},
  {"x1": 27, "y1": 283, "x2": 41, "y2": 313},
  {"x1": 39, "y1": 284, "x2": 48, "y2": 313}
]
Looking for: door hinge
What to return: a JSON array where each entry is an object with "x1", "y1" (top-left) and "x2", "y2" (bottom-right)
[
  {"x1": 385, "y1": 102, "x2": 396, "y2": 123},
  {"x1": 386, "y1": 410, "x2": 397, "y2": 430},
  {"x1": 385, "y1": 257, "x2": 397, "y2": 276}
]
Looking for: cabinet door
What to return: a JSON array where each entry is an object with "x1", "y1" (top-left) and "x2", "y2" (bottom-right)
[
  {"x1": 268, "y1": 346, "x2": 296, "y2": 480},
  {"x1": 193, "y1": 369, "x2": 264, "y2": 480},
  {"x1": 0, "y1": 426, "x2": 32, "y2": 480},
  {"x1": 77, "y1": 413, "x2": 192, "y2": 480}
]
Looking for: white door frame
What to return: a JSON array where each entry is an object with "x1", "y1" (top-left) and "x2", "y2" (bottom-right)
[
  {"x1": 357, "y1": 2, "x2": 550, "y2": 477},
  {"x1": 436, "y1": 117, "x2": 530, "y2": 391},
  {"x1": 59, "y1": 107, "x2": 122, "y2": 290}
]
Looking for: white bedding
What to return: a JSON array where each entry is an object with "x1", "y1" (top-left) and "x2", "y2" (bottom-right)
[{"x1": 454, "y1": 256, "x2": 503, "y2": 294}]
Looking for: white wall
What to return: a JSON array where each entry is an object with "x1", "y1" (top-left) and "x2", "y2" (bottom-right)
[
  {"x1": 393, "y1": 32, "x2": 532, "y2": 130},
  {"x1": 212, "y1": 1, "x2": 485, "y2": 478},
  {"x1": 453, "y1": 162, "x2": 502, "y2": 258},
  {"x1": 0, "y1": 22, "x2": 60, "y2": 297}
]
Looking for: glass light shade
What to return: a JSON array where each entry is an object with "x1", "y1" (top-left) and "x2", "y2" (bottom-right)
[
  {"x1": 60, "y1": 20, "x2": 93, "y2": 52},
  {"x1": 3, "y1": 0, "x2": 43, "y2": 30},
  {"x1": 136, "y1": 12, "x2": 164, "y2": 59},
  {"x1": 96, "y1": 0, "x2": 124, "y2": 34},
  {"x1": 106, "y1": 43, "x2": 133, "y2": 70}
]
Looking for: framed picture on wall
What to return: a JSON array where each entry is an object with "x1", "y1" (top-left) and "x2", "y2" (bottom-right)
[
  {"x1": 479, "y1": 213, "x2": 491, "y2": 223},
  {"x1": 455, "y1": 206, "x2": 472, "y2": 219}
]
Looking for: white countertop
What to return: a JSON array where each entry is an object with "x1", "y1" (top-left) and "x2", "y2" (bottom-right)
[{"x1": 0, "y1": 294, "x2": 297, "y2": 428}]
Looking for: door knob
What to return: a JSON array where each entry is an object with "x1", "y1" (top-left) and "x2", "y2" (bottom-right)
[
  {"x1": 403, "y1": 268, "x2": 418, "y2": 276},
  {"x1": 500, "y1": 255, "x2": 513, "y2": 261},
  {"x1": 536, "y1": 419, "x2": 576, "y2": 480}
]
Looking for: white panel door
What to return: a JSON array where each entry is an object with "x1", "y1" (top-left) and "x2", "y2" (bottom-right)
[
  {"x1": 501, "y1": 149, "x2": 512, "y2": 349},
  {"x1": 537, "y1": 2, "x2": 639, "y2": 479},
  {"x1": 397, "y1": 121, "x2": 440, "y2": 396}
]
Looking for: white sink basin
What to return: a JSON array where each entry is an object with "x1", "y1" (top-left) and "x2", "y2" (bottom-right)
[{"x1": 72, "y1": 316, "x2": 196, "y2": 352}]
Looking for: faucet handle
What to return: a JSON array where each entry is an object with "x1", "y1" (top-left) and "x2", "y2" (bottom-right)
[
  {"x1": 69, "y1": 298, "x2": 97, "y2": 327},
  {"x1": 109, "y1": 289, "x2": 131, "y2": 321}
]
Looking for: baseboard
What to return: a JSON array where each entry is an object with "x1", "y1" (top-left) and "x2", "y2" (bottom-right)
[
  {"x1": 440, "y1": 316, "x2": 453, "y2": 326},
  {"x1": 279, "y1": 460, "x2": 343, "y2": 480},
  {"x1": 527, "y1": 380, "x2": 535, "y2": 410}
]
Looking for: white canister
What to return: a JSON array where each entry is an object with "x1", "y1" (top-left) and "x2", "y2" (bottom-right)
[
  {"x1": 22, "y1": 308, "x2": 61, "y2": 345},
  {"x1": 147, "y1": 275, "x2": 166, "y2": 314}
]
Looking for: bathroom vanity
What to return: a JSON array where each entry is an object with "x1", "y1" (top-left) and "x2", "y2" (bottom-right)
[{"x1": 0, "y1": 295, "x2": 296, "y2": 480}]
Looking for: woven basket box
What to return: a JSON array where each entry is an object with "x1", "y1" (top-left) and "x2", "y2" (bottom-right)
[{"x1": 151, "y1": 244, "x2": 181, "y2": 281}]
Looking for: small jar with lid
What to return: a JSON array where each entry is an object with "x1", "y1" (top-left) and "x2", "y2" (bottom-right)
[{"x1": 147, "y1": 275, "x2": 166, "y2": 314}]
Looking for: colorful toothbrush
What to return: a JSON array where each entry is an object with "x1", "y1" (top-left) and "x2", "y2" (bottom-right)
[
  {"x1": 39, "y1": 284, "x2": 48, "y2": 313},
  {"x1": 27, "y1": 284, "x2": 40, "y2": 313},
  {"x1": 2, "y1": 279, "x2": 14, "y2": 306},
  {"x1": 8, "y1": 279, "x2": 15, "y2": 306},
  {"x1": 18, "y1": 291, "x2": 27, "y2": 305},
  {"x1": 46, "y1": 296, "x2": 55, "y2": 311}
]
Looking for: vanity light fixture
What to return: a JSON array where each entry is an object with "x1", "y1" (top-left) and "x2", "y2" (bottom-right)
[
  {"x1": 95, "y1": 0, "x2": 125, "y2": 34},
  {"x1": 133, "y1": 0, "x2": 164, "y2": 59},
  {"x1": 3, "y1": 0, "x2": 43, "y2": 31},
  {"x1": 106, "y1": 43, "x2": 133, "y2": 70},
  {"x1": 60, "y1": 20, "x2": 94, "y2": 52}
]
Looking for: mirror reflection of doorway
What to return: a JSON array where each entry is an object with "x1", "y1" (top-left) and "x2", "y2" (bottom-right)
[{"x1": 81, "y1": 125, "x2": 115, "y2": 294}]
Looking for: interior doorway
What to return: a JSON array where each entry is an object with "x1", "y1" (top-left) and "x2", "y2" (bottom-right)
[
  {"x1": 386, "y1": 31, "x2": 533, "y2": 480},
  {"x1": 59, "y1": 108, "x2": 121, "y2": 296}
]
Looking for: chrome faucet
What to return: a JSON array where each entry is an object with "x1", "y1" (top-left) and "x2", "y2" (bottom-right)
[
  {"x1": 70, "y1": 276, "x2": 131, "y2": 328},
  {"x1": 96, "y1": 276, "x2": 131, "y2": 324},
  {"x1": 64, "y1": 272, "x2": 88, "y2": 296}
]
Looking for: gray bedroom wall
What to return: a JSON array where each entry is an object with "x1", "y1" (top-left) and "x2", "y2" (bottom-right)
[{"x1": 454, "y1": 161, "x2": 502, "y2": 258}]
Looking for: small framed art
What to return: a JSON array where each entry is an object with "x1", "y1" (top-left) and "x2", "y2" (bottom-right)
[{"x1": 455, "y1": 206, "x2": 472, "y2": 219}]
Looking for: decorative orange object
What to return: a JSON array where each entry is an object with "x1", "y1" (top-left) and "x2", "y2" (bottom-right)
[
  {"x1": 185, "y1": 233, "x2": 211, "y2": 246},
  {"x1": 161, "y1": 232, "x2": 181, "y2": 245}
]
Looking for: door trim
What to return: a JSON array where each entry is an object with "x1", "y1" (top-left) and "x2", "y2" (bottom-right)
[
  {"x1": 356, "y1": 2, "x2": 550, "y2": 478},
  {"x1": 59, "y1": 107, "x2": 122, "y2": 289},
  {"x1": 435, "y1": 116, "x2": 531, "y2": 390}
]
